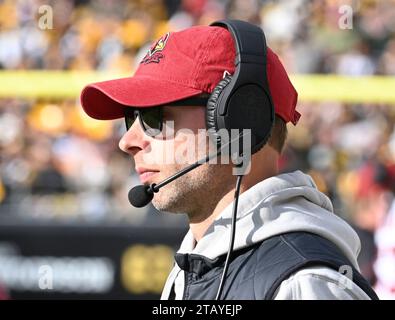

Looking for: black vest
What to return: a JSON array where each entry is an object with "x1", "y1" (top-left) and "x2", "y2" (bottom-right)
[{"x1": 172, "y1": 232, "x2": 379, "y2": 300}]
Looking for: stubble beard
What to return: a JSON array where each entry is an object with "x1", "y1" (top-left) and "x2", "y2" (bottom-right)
[{"x1": 151, "y1": 163, "x2": 231, "y2": 221}]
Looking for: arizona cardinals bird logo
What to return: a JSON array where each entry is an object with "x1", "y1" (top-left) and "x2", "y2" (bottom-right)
[{"x1": 141, "y1": 33, "x2": 170, "y2": 64}]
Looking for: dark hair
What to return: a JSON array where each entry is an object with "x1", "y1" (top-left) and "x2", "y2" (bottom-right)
[{"x1": 268, "y1": 115, "x2": 288, "y2": 154}]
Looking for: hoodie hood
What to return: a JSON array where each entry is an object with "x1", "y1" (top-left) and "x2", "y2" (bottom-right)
[{"x1": 177, "y1": 170, "x2": 361, "y2": 270}]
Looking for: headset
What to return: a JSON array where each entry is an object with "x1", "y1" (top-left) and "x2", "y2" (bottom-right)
[
  {"x1": 207, "y1": 19, "x2": 274, "y2": 155},
  {"x1": 128, "y1": 19, "x2": 275, "y2": 300}
]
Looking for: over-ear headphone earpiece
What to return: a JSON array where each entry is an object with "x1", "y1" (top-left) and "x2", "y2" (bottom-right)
[
  {"x1": 206, "y1": 20, "x2": 275, "y2": 156},
  {"x1": 206, "y1": 75, "x2": 234, "y2": 150}
]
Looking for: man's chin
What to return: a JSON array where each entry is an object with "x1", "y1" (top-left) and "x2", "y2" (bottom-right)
[{"x1": 152, "y1": 196, "x2": 186, "y2": 214}]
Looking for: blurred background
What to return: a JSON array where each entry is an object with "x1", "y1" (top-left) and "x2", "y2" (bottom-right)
[{"x1": 0, "y1": 0, "x2": 395, "y2": 299}]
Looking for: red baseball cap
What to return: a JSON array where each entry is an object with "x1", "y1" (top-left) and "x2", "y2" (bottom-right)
[{"x1": 80, "y1": 25, "x2": 300, "y2": 125}]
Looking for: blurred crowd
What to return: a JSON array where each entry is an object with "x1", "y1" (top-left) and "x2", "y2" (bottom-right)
[{"x1": 1, "y1": 0, "x2": 395, "y2": 298}]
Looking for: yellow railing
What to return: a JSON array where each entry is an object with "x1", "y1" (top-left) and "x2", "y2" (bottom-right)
[{"x1": 1, "y1": 71, "x2": 395, "y2": 103}]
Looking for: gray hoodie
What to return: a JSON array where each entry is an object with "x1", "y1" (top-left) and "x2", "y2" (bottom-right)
[{"x1": 161, "y1": 170, "x2": 371, "y2": 300}]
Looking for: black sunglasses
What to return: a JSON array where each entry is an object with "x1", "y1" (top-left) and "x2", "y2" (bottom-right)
[{"x1": 124, "y1": 96, "x2": 209, "y2": 137}]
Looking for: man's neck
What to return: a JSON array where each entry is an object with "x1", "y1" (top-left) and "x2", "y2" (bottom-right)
[
  {"x1": 189, "y1": 147, "x2": 279, "y2": 243},
  {"x1": 189, "y1": 185, "x2": 245, "y2": 242}
]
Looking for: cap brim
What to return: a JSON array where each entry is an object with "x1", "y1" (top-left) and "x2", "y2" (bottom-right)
[{"x1": 80, "y1": 76, "x2": 203, "y2": 120}]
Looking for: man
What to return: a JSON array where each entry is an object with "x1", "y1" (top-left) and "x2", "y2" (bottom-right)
[{"x1": 80, "y1": 21, "x2": 378, "y2": 300}]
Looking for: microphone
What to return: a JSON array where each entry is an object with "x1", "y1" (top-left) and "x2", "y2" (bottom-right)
[
  {"x1": 128, "y1": 132, "x2": 249, "y2": 208},
  {"x1": 128, "y1": 184, "x2": 155, "y2": 208},
  {"x1": 128, "y1": 151, "x2": 219, "y2": 208}
]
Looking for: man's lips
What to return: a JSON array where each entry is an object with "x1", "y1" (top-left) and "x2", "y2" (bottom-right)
[{"x1": 135, "y1": 167, "x2": 160, "y2": 184}]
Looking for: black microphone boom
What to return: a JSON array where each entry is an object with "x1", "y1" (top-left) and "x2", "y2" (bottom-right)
[
  {"x1": 128, "y1": 132, "x2": 247, "y2": 208},
  {"x1": 128, "y1": 150, "x2": 220, "y2": 208}
]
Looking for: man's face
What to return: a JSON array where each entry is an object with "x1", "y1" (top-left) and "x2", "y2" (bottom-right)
[{"x1": 119, "y1": 105, "x2": 235, "y2": 219}]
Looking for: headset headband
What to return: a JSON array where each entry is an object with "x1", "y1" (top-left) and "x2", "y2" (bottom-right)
[{"x1": 210, "y1": 20, "x2": 272, "y2": 109}]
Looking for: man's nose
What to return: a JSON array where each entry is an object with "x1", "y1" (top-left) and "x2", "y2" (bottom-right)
[{"x1": 118, "y1": 117, "x2": 150, "y2": 156}]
